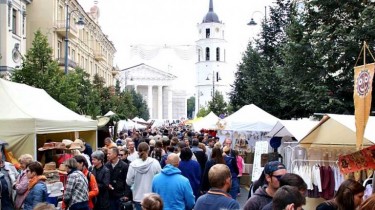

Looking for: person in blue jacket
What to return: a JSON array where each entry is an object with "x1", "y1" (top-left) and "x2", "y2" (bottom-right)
[
  {"x1": 23, "y1": 161, "x2": 48, "y2": 210},
  {"x1": 152, "y1": 153, "x2": 195, "y2": 210}
]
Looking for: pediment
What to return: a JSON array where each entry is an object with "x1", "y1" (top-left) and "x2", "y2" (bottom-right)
[{"x1": 122, "y1": 63, "x2": 177, "y2": 81}]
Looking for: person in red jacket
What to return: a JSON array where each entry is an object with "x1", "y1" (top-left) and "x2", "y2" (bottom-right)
[{"x1": 74, "y1": 155, "x2": 99, "y2": 210}]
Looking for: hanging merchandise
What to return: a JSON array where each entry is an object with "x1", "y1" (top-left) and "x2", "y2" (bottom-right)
[{"x1": 338, "y1": 145, "x2": 375, "y2": 174}]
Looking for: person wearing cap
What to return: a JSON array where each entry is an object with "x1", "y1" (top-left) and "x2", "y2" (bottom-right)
[
  {"x1": 244, "y1": 161, "x2": 287, "y2": 210},
  {"x1": 91, "y1": 151, "x2": 110, "y2": 210}
]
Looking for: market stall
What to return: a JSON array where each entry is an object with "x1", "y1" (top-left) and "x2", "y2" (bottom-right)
[
  {"x1": 192, "y1": 111, "x2": 219, "y2": 131},
  {"x1": 0, "y1": 79, "x2": 97, "y2": 158}
]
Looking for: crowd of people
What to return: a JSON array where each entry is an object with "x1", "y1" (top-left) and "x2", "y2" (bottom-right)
[{"x1": 0, "y1": 126, "x2": 375, "y2": 210}]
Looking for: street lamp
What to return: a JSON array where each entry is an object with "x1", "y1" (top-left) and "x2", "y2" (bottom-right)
[
  {"x1": 206, "y1": 71, "x2": 221, "y2": 102},
  {"x1": 64, "y1": 2, "x2": 85, "y2": 75},
  {"x1": 247, "y1": 6, "x2": 267, "y2": 26}
]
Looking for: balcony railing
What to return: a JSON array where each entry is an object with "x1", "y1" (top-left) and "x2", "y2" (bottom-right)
[
  {"x1": 55, "y1": 20, "x2": 79, "y2": 39},
  {"x1": 94, "y1": 51, "x2": 106, "y2": 61},
  {"x1": 57, "y1": 57, "x2": 77, "y2": 69}
]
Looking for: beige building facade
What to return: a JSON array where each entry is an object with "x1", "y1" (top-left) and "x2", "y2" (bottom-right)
[
  {"x1": 26, "y1": 0, "x2": 117, "y2": 86},
  {"x1": 0, "y1": 0, "x2": 31, "y2": 77}
]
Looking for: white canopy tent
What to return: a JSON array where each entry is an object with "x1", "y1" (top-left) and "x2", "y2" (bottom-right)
[
  {"x1": 299, "y1": 114, "x2": 375, "y2": 146},
  {"x1": 117, "y1": 119, "x2": 147, "y2": 131},
  {"x1": 0, "y1": 79, "x2": 97, "y2": 157},
  {"x1": 192, "y1": 111, "x2": 219, "y2": 131},
  {"x1": 223, "y1": 104, "x2": 280, "y2": 131},
  {"x1": 132, "y1": 117, "x2": 147, "y2": 123},
  {"x1": 267, "y1": 120, "x2": 319, "y2": 141}
]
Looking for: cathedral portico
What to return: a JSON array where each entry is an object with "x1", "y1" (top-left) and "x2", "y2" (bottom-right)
[{"x1": 121, "y1": 63, "x2": 181, "y2": 119}]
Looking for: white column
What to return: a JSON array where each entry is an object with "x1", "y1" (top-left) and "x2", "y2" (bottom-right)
[
  {"x1": 168, "y1": 87, "x2": 173, "y2": 120},
  {"x1": 148, "y1": 85, "x2": 153, "y2": 119},
  {"x1": 134, "y1": 85, "x2": 137, "y2": 92},
  {"x1": 158, "y1": 85, "x2": 163, "y2": 119}
]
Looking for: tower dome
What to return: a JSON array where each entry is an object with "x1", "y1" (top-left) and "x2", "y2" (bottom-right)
[{"x1": 202, "y1": 0, "x2": 220, "y2": 23}]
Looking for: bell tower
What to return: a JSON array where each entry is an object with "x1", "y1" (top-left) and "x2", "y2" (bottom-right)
[{"x1": 195, "y1": 0, "x2": 227, "y2": 116}]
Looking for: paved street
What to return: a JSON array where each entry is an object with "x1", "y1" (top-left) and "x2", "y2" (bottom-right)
[{"x1": 237, "y1": 186, "x2": 250, "y2": 209}]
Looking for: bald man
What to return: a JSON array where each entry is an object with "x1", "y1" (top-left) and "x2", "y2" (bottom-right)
[{"x1": 152, "y1": 153, "x2": 195, "y2": 210}]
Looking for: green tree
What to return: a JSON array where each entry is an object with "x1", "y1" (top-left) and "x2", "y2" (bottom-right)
[
  {"x1": 11, "y1": 30, "x2": 64, "y2": 101},
  {"x1": 187, "y1": 96, "x2": 195, "y2": 119},
  {"x1": 208, "y1": 91, "x2": 227, "y2": 116},
  {"x1": 196, "y1": 107, "x2": 210, "y2": 118},
  {"x1": 130, "y1": 89, "x2": 150, "y2": 120}
]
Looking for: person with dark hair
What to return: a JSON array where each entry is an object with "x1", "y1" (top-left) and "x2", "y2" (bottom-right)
[
  {"x1": 127, "y1": 142, "x2": 161, "y2": 210},
  {"x1": 119, "y1": 148, "x2": 131, "y2": 165},
  {"x1": 150, "y1": 140, "x2": 164, "y2": 162},
  {"x1": 63, "y1": 158, "x2": 89, "y2": 210},
  {"x1": 152, "y1": 153, "x2": 195, "y2": 210},
  {"x1": 262, "y1": 173, "x2": 307, "y2": 210},
  {"x1": 73, "y1": 155, "x2": 99, "y2": 210},
  {"x1": 23, "y1": 161, "x2": 48, "y2": 210},
  {"x1": 178, "y1": 147, "x2": 201, "y2": 199},
  {"x1": 316, "y1": 179, "x2": 365, "y2": 210},
  {"x1": 194, "y1": 164, "x2": 240, "y2": 210},
  {"x1": 191, "y1": 140, "x2": 207, "y2": 174},
  {"x1": 91, "y1": 151, "x2": 110, "y2": 210},
  {"x1": 141, "y1": 193, "x2": 164, "y2": 210},
  {"x1": 244, "y1": 161, "x2": 287, "y2": 210},
  {"x1": 105, "y1": 147, "x2": 132, "y2": 210},
  {"x1": 201, "y1": 147, "x2": 225, "y2": 192},
  {"x1": 248, "y1": 170, "x2": 267, "y2": 199},
  {"x1": 272, "y1": 186, "x2": 306, "y2": 210},
  {"x1": 160, "y1": 145, "x2": 175, "y2": 168}
]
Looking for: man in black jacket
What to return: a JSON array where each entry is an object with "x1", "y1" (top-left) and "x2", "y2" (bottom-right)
[
  {"x1": 105, "y1": 147, "x2": 132, "y2": 210},
  {"x1": 91, "y1": 151, "x2": 110, "y2": 210}
]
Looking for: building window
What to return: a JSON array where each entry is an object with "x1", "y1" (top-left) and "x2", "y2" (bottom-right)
[
  {"x1": 206, "y1": 28, "x2": 210, "y2": 38},
  {"x1": 205, "y1": 47, "x2": 210, "y2": 61},
  {"x1": 57, "y1": 41, "x2": 62, "y2": 58},
  {"x1": 216, "y1": 47, "x2": 220, "y2": 61},
  {"x1": 198, "y1": 49, "x2": 201, "y2": 62},
  {"x1": 12, "y1": 9, "x2": 17, "y2": 34}
]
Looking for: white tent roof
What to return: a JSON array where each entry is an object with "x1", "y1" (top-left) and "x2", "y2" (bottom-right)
[
  {"x1": 117, "y1": 119, "x2": 146, "y2": 131},
  {"x1": 104, "y1": 111, "x2": 116, "y2": 117},
  {"x1": 132, "y1": 117, "x2": 146, "y2": 123},
  {"x1": 267, "y1": 120, "x2": 319, "y2": 141},
  {"x1": 299, "y1": 114, "x2": 375, "y2": 146},
  {"x1": 0, "y1": 79, "x2": 97, "y2": 134},
  {"x1": 223, "y1": 104, "x2": 279, "y2": 131},
  {"x1": 192, "y1": 111, "x2": 219, "y2": 131}
]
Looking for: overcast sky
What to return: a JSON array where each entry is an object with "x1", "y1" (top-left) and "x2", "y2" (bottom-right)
[{"x1": 78, "y1": 0, "x2": 274, "y2": 96}]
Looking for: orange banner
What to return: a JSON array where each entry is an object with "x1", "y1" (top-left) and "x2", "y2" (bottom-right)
[
  {"x1": 338, "y1": 145, "x2": 375, "y2": 173},
  {"x1": 354, "y1": 63, "x2": 375, "y2": 150}
]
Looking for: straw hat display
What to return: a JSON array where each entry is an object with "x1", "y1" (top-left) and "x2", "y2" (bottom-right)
[
  {"x1": 69, "y1": 142, "x2": 82, "y2": 150},
  {"x1": 57, "y1": 163, "x2": 68, "y2": 175},
  {"x1": 43, "y1": 162, "x2": 58, "y2": 173},
  {"x1": 73, "y1": 139, "x2": 85, "y2": 151},
  {"x1": 38, "y1": 142, "x2": 57, "y2": 151}
]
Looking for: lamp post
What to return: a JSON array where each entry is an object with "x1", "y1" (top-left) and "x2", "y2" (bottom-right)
[
  {"x1": 64, "y1": 2, "x2": 85, "y2": 75},
  {"x1": 206, "y1": 71, "x2": 221, "y2": 103},
  {"x1": 247, "y1": 6, "x2": 267, "y2": 26}
]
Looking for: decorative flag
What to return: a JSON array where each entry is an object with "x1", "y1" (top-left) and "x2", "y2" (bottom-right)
[
  {"x1": 354, "y1": 63, "x2": 375, "y2": 150},
  {"x1": 338, "y1": 145, "x2": 375, "y2": 173}
]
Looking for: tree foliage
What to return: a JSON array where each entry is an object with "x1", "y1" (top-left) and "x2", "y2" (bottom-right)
[
  {"x1": 230, "y1": 0, "x2": 375, "y2": 119},
  {"x1": 187, "y1": 96, "x2": 195, "y2": 119},
  {"x1": 11, "y1": 30, "x2": 149, "y2": 120}
]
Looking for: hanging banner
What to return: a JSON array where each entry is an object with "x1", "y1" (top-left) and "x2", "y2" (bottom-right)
[
  {"x1": 338, "y1": 145, "x2": 375, "y2": 173},
  {"x1": 354, "y1": 63, "x2": 375, "y2": 150}
]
